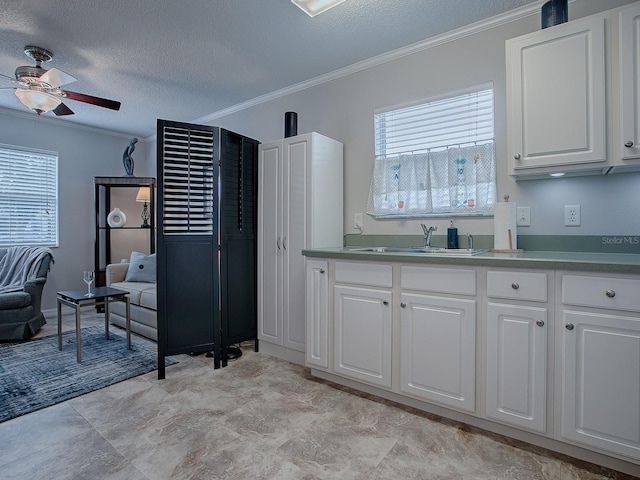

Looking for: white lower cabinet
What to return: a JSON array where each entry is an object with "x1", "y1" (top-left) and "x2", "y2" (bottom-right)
[
  {"x1": 559, "y1": 273, "x2": 640, "y2": 461},
  {"x1": 400, "y1": 292, "x2": 476, "y2": 412},
  {"x1": 304, "y1": 257, "x2": 640, "y2": 472},
  {"x1": 332, "y1": 261, "x2": 393, "y2": 388},
  {"x1": 485, "y1": 270, "x2": 549, "y2": 433},
  {"x1": 486, "y1": 302, "x2": 547, "y2": 432},
  {"x1": 334, "y1": 285, "x2": 392, "y2": 388},
  {"x1": 305, "y1": 260, "x2": 329, "y2": 368}
]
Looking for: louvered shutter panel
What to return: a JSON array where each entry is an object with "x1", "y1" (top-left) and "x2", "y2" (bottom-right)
[
  {"x1": 157, "y1": 120, "x2": 220, "y2": 378},
  {"x1": 161, "y1": 125, "x2": 215, "y2": 235}
]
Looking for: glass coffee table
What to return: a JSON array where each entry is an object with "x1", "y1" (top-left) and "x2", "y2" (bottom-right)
[{"x1": 57, "y1": 286, "x2": 131, "y2": 363}]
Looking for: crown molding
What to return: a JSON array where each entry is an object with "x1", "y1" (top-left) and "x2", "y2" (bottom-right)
[{"x1": 195, "y1": 1, "x2": 542, "y2": 124}]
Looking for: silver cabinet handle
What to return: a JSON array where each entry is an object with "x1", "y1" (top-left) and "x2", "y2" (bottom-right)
[
  {"x1": 625, "y1": 141, "x2": 634, "y2": 148},
  {"x1": 283, "y1": 236, "x2": 287, "y2": 250},
  {"x1": 400, "y1": 302, "x2": 406, "y2": 308},
  {"x1": 605, "y1": 289, "x2": 616, "y2": 298},
  {"x1": 319, "y1": 269, "x2": 325, "y2": 274},
  {"x1": 511, "y1": 282, "x2": 520, "y2": 290},
  {"x1": 276, "y1": 237, "x2": 281, "y2": 250},
  {"x1": 514, "y1": 153, "x2": 521, "y2": 160},
  {"x1": 383, "y1": 301, "x2": 389, "y2": 306},
  {"x1": 536, "y1": 320, "x2": 545, "y2": 327},
  {"x1": 565, "y1": 323, "x2": 574, "y2": 330}
]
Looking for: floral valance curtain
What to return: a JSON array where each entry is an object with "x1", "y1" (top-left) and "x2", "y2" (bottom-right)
[{"x1": 367, "y1": 141, "x2": 496, "y2": 217}]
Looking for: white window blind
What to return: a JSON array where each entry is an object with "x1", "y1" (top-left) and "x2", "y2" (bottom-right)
[
  {"x1": 368, "y1": 85, "x2": 496, "y2": 217},
  {"x1": 0, "y1": 144, "x2": 58, "y2": 247}
]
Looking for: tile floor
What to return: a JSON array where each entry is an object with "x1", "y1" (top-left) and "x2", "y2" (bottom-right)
[{"x1": 0, "y1": 310, "x2": 638, "y2": 479}]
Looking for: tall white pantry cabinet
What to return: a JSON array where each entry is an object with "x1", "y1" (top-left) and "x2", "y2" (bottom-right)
[{"x1": 258, "y1": 132, "x2": 343, "y2": 363}]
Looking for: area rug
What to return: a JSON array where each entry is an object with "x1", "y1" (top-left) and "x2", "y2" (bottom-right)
[{"x1": 0, "y1": 326, "x2": 176, "y2": 423}]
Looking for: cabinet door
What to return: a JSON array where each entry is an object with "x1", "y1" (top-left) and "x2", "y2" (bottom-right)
[
  {"x1": 257, "y1": 143, "x2": 282, "y2": 345},
  {"x1": 400, "y1": 293, "x2": 476, "y2": 412},
  {"x1": 282, "y1": 138, "x2": 309, "y2": 352},
  {"x1": 507, "y1": 16, "x2": 606, "y2": 174},
  {"x1": 334, "y1": 285, "x2": 392, "y2": 388},
  {"x1": 306, "y1": 260, "x2": 329, "y2": 368},
  {"x1": 486, "y1": 302, "x2": 547, "y2": 432},
  {"x1": 561, "y1": 310, "x2": 640, "y2": 460},
  {"x1": 619, "y1": 3, "x2": 640, "y2": 161}
]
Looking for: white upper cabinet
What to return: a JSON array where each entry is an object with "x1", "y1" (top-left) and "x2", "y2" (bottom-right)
[
  {"x1": 611, "y1": 2, "x2": 640, "y2": 171},
  {"x1": 506, "y1": 15, "x2": 607, "y2": 179}
]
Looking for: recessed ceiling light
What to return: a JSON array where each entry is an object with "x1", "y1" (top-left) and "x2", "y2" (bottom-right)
[{"x1": 291, "y1": 0, "x2": 347, "y2": 17}]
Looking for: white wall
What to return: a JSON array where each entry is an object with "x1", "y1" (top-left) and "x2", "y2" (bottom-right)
[
  {"x1": 193, "y1": 0, "x2": 640, "y2": 238},
  {"x1": 0, "y1": 108, "x2": 150, "y2": 309}
]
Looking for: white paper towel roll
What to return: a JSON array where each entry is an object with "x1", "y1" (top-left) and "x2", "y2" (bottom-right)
[{"x1": 494, "y1": 202, "x2": 517, "y2": 250}]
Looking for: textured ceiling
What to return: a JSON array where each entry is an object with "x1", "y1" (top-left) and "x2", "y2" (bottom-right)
[{"x1": 0, "y1": 0, "x2": 539, "y2": 138}]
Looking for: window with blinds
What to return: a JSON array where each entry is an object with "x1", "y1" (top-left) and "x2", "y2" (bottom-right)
[
  {"x1": 368, "y1": 84, "x2": 496, "y2": 217},
  {"x1": 161, "y1": 125, "x2": 216, "y2": 234},
  {"x1": 0, "y1": 144, "x2": 58, "y2": 247}
]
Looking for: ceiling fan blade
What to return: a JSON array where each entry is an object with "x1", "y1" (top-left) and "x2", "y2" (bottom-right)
[
  {"x1": 60, "y1": 90, "x2": 121, "y2": 110},
  {"x1": 39, "y1": 67, "x2": 76, "y2": 88},
  {"x1": 53, "y1": 102, "x2": 74, "y2": 116},
  {"x1": 0, "y1": 72, "x2": 16, "y2": 82}
]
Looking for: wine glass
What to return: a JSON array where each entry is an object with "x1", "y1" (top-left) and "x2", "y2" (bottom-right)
[{"x1": 83, "y1": 270, "x2": 95, "y2": 297}]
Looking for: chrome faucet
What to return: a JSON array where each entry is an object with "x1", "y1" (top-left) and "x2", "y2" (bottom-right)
[
  {"x1": 466, "y1": 233, "x2": 474, "y2": 250},
  {"x1": 420, "y1": 224, "x2": 437, "y2": 248}
]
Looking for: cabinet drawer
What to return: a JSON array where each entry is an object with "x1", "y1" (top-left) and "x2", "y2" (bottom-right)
[
  {"x1": 401, "y1": 266, "x2": 476, "y2": 296},
  {"x1": 562, "y1": 274, "x2": 640, "y2": 312},
  {"x1": 335, "y1": 261, "x2": 392, "y2": 288},
  {"x1": 487, "y1": 271, "x2": 547, "y2": 302}
]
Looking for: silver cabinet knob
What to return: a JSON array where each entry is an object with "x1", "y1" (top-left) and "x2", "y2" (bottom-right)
[
  {"x1": 319, "y1": 269, "x2": 325, "y2": 274},
  {"x1": 514, "y1": 153, "x2": 521, "y2": 160},
  {"x1": 565, "y1": 323, "x2": 574, "y2": 330},
  {"x1": 605, "y1": 289, "x2": 615, "y2": 298},
  {"x1": 383, "y1": 301, "x2": 389, "y2": 306},
  {"x1": 536, "y1": 320, "x2": 545, "y2": 327},
  {"x1": 511, "y1": 282, "x2": 520, "y2": 290},
  {"x1": 400, "y1": 302, "x2": 406, "y2": 308},
  {"x1": 625, "y1": 141, "x2": 634, "y2": 148}
]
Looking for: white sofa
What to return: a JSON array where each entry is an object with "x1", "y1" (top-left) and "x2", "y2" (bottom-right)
[{"x1": 106, "y1": 262, "x2": 157, "y2": 341}]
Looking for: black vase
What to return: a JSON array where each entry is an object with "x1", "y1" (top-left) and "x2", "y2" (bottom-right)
[
  {"x1": 541, "y1": 0, "x2": 568, "y2": 29},
  {"x1": 285, "y1": 112, "x2": 298, "y2": 138}
]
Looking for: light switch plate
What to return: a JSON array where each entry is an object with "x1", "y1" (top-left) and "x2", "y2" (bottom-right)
[
  {"x1": 354, "y1": 213, "x2": 363, "y2": 230},
  {"x1": 516, "y1": 207, "x2": 531, "y2": 227}
]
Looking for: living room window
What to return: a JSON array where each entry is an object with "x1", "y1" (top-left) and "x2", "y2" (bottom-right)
[
  {"x1": 367, "y1": 84, "x2": 496, "y2": 217},
  {"x1": 0, "y1": 144, "x2": 58, "y2": 247}
]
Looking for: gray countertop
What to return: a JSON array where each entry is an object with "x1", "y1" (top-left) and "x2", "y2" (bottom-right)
[{"x1": 302, "y1": 247, "x2": 640, "y2": 274}]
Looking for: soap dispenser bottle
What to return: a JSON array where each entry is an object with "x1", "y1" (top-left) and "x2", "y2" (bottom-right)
[{"x1": 447, "y1": 220, "x2": 458, "y2": 249}]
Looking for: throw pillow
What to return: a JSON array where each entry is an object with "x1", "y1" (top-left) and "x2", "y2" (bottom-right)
[{"x1": 124, "y1": 251, "x2": 156, "y2": 283}]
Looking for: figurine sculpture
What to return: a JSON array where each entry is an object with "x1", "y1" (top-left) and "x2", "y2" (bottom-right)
[{"x1": 122, "y1": 137, "x2": 138, "y2": 176}]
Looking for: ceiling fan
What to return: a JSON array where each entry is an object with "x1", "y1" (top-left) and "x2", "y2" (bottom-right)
[{"x1": 0, "y1": 45, "x2": 121, "y2": 116}]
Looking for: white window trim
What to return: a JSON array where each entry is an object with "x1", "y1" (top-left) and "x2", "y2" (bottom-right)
[{"x1": 368, "y1": 83, "x2": 496, "y2": 218}]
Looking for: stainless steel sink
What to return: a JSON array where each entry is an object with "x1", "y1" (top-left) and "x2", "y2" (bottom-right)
[{"x1": 349, "y1": 246, "x2": 488, "y2": 256}]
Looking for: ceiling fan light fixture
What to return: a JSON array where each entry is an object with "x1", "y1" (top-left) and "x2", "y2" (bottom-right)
[
  {"x1": 15, "y1": 89, "x2": 61, "y2": 114},
  {"x1": 291, "y1": 0, "x2": 347, "y2": 17}
]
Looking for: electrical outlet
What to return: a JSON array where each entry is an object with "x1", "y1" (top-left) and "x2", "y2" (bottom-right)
[
  {"x1": 564, "y1": 205, "x2": 581, "y2": 226},
  {"x1": 354, "y1": 213, "x2": 363, "y2": 230},
  {"x1": 516, "y1": 206, "x2": 531, "y2": 227}
]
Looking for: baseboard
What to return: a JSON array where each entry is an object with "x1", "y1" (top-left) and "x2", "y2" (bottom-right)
[{"x1": 258, "y1": 341, "x2": 305, "y2": 366}]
